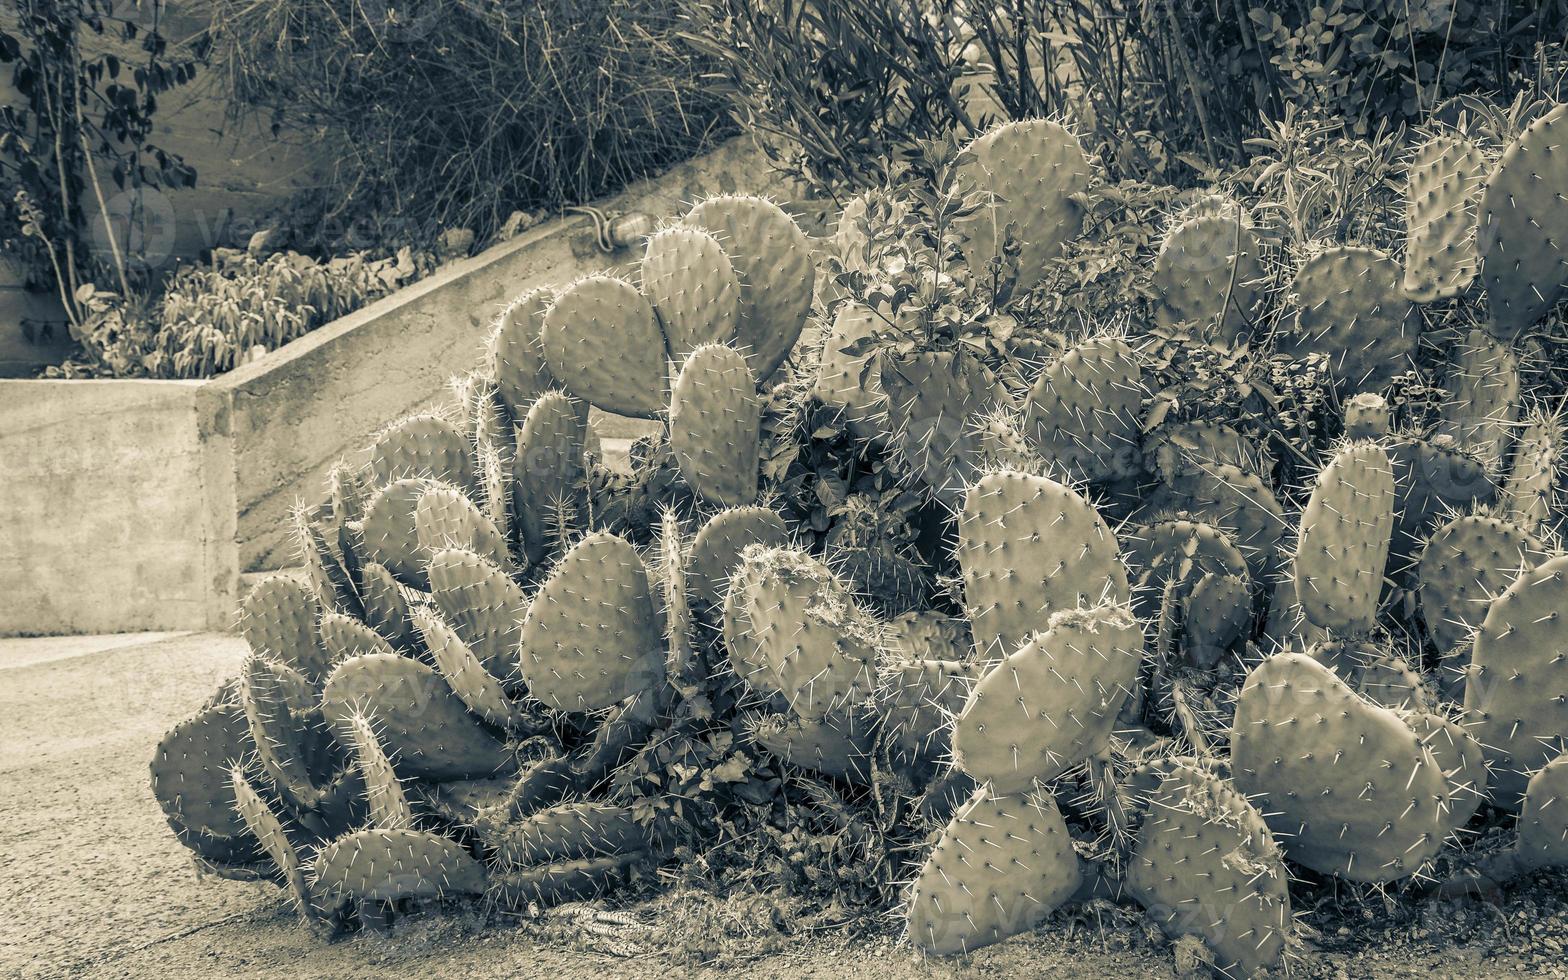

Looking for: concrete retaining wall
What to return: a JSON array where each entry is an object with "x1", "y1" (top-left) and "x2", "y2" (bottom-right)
[{"x1": 2, "y1": 138, "x2": 799, "y2": 635}]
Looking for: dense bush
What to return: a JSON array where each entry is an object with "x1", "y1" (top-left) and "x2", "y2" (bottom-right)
[
  {"x1": 208, "y1": 0, "x2": 734, "y2": 246},
  {"x1": 693, "y1": 0, "x2": 1568, "y2": 195}
]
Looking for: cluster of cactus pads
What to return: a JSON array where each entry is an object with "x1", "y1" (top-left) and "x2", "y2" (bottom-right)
[{"x1": 152, "y1": 105, "x2": 1568, "y2": 976}]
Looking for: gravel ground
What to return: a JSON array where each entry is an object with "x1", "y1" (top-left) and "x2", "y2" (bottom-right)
[{"x1": 5, "y1": 632, "x2": 1568, "y2": 979}]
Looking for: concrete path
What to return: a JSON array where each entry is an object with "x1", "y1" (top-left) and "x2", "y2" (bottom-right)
[{"x1": 5, "y1": 632, "x2": 1568, "y2": 979}]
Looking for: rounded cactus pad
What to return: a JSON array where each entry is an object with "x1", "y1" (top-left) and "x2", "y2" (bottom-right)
[
  {"x1": 1479, "y1": 102, "x2": 1568, "y2": 339},
  {"x1": 879, "y1": 656, "x2": 983, "y2": 771},
  {"x1": 1418, "y1": 512, "x2": 1547, "y2": 653},
  {"x1": 414, "y1": 483, "x2": 508, "y2": 569},
  {"x1": 1022, "y1": 335, "x2": 1144, "y2": 484},
  {"x1": 368, "y1": 413, "x2": 475, "y2": 495},
  {"x1": 640, "y1": 226, "x2": 740, "y2": 359},
  {"x1": 1518, "y1": 752, "x2": 1568, "y2": 868},
  {"x1": 414, "y1": 607, "x2": 529, "y2": 731},
  {"x1": 541, "y1": 275, "x2": 669, "y2": 418},
  {"x1": 1505, "y1": 409, "x2": 1562, "y2": 531},
  {"x1": 357, "y1": 477, "x2": 440, "y2": 588},
  {"x1": 1402, "y1": 132, "x2": 1488, "y2": 303},
  {"x1": 744, "y1": 707, "x2": 877, "y2": 782},
  {"x1": 1437, "y1": 329, "x2": 1519, "y2": 474},
  {"x1": 512, "y1": 389, "x2": 587, "y2": 564},
  {"x1": 684, "y1": 194, "x2": 814, "y2": 381},
  {"x1": 1402, "y1": 710, "x2": 1487, "y2": 839},
  {"x1": 240, "y1": 575, "x2": 331, "y2": 684},
  {"x1": 1295, "y1": 441, "x2": 1395, "y2": 634},
  {"x1": 1232, "y1": 652, "x2": 1448, "y2": 882},
  {"x1": 1128, "y1": 762, "x2": 1292, "y2": 977},
  {"x1": 957, "y1": 469, "x2": 1129, "y2": 659},
  {"x1": 688, "y1": 506, "x2": 790, "y2": 608},
  {"x1": 150, "y1": 703, "x2": 259, "y2": 864},
  {"x1": 669, "y1": 344, "x2": 761, "y2": 507},
  {"x1": 1343, "y1": 391, "x2": 1390, "y2": 439},
  {"x1": 953, "y1": 603, "x2": 1142, "y2": 789},
  {"x1": 1464, "y1": 551, "x2": 1568, "y2": 808},
  {"x1": 318, "y1": 611, "x2": 398, "y2": 665},
  {"x1": 957, "y1": 119, "x2": 1091, "y2": 289},
  {"x1": 489, "y1": 287, "x2": 558, "y2": 419},
  {"x1": 1386, "y1": 435, "x2": 1497, "y2": 578},
  {"x1": 735, "y1": 546, "x2": 879, "y2": 718},
  {"x1": 310, "y1": 828, "x2": 487, "y2": 913},
  {"x1": 814, "y1": 301, "x2": 899, "y2": 442},
  {"x1": 722, "y1": 547, "x2": 782, "y2": 697},
  {"x1": 321, "y1": 653, "x2": 514, "y2": 780},
  {"x1": 519, "y1": 531, "x2": 665, "y2": 711},
  {"x1": 907, "y1": 785, "x2": 1081, "y2": 955},
  {"x1": 1279, "y1": 245, "x2": 1415, "y2": 393},
  {"x1": 1153, "y1": 205, "x2": 1266, "y2": 342},
  {"x1": 881, "y1": 350, "x2": 1005, "y2": 506},
  {"x1": 1183, "y1": 570, "x2": 1252, "y2": 664}
]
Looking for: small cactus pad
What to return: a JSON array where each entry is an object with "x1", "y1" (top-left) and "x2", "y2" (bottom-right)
[
  {"x1": 1479, "y1": 102, "x2": 1568, "y2": 339},
  {"x1": 512, "y1": 390, "x2": 587, "y2": 564},
  {"x1": 1437, "y1": 329, "x2": 1519, "y2": 473},
  {"x1": 1022, "y1": 335, "x2": 1144, "y2": 484},
  {"x1": 1153, "y1": 206, "x2": 1266, "y2": 342},
  {"x1": 319, "y1": 611, "x2": 398, "y2": 664},
  {"x1": 958, "y1": 470, "x2": 1129, "y2": 659},
  {"x1": 1518, "y1": 752, "x2": 1568, "y2": 867},
  {"x1": 1386, "y1": 436, "x2": 1498, "y2": 578},
  {"x1": 688, "y1": 506, "x2": 790, "y2": 607},
  {"x1": 1402, "y1": 132, "x2": 1488, "y2": 302},
  {"x1": 1295, "y1": 441, "x2": 1395, "y2": 634},
  {"x1": 150, "y1": 703, "x2": 259, "y2": 863},
  {"x1": 230, "y1": 766, "x2": 314, "y2": 920},
  {"x1": 489, "y1": 287, "x2": 558, "y2": 418},
  {"x1": 1505, "y1": 409, "x2": 1562, "y2": 531},
  {"x1": 1343, "y1": 392, "x2": 1390, "y2": 439},
  {"x1": 814, "y1": 301, "x2": 899, "y2": 441},
  {"x1": 1128, "y1": 762, "x2": 1291, "y2": 977},
  {"x1": 669, "y1": 344, "x2": 761, "y2": 507},
  {"x1": 958, "y1": 119, "x2": 1091, "y2": 289},
  {"x1": 427, "y1": 547, "x2": 527, "y2": 679},
  {"x1": 685, "y1": 195, "x2": 814, "y2": 380},
  {"x1": 358, "y1": 562, "x2": 417, "y2": 652},
  {"x1": 1403, "y1": 710, "x2": 1487, "y2": 838},
  {"x1": 953, "y1": 603, "x2": 1142, "y2": 789},
  {"x1": 488, "y1": 803, "x2": 650, "y2": 868},
  {"x1": 1163, "y1": 461, "x2": 1287, "y2": 584},
  {"x1": 492, "y1": 853, "x2": 648, "y2": 909},
  {"x1": 745, "y1": 708, "x2": 877, "y2": 783},
  {"x1": 519, "y1": 531, "x2": 665, "y2": 711},
  {"x1": 1418, "y1": 512, "x2": 1547, "y2": 653},
  {"x1": 1232, "y1": 652, "x2": 1448, "y2": 882},
  {"x1": 881, "y1": 351, "x2": 1004, "y2": 505},
  {"x1": 1279, "y1": 246, "x2": 1415, "y2": 393},
  {"x1": 540, "y1": 275, "x2": 668, "y2": 418},
  {"x1": 722, "y1": 547, "x2": 782, "y2": 697},
  {"x1": 414, "y1": 483, "x2": 509, "y2": 569},
  {"x1": 310, "y1": 828, "x2": 487, "y2": 913},
  {"x1": 415, "y1": 607, "x2": 529, "y2": 731},
  {"x1": 322, "y1": 653, "x2": 514, "y2": 780},
  {"x1": 368, "y1": 414, "x2": 475, "y2": 495},
  {"x1": 240, "y1": 576, "x2": 331, "y2": 684},
  {"x1": 1184, "y1": 570, "x2": 1252, "y2": 664},
  {"x1": 907, "y1": 786, "x2": 1081, "y2": 955},
  {"x1": 343, "y1": 713, "x2": 414, "y2": 830},
  {"x1": 358, "y1": 477, "x2": 440, "y2": 588},
  {"x1": 736, "y1": 547, "x2": 879, "y2": 718},
  {"x1": 880, "y1": 657, "x2": 984, "y2": 770},
  {"x1": 640, "y1": 226, "x2": 740, "y2": 358},
  {"x1": 1464, "y1": 552, "x2": 1568, "y2": 808}
]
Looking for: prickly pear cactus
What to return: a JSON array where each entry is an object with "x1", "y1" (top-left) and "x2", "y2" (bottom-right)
[
  {"x1": 239, "y1": 655, "x2": 343, "y2": 811},
  {"x1": 151, "y1": 703, "x2": 260, "y2": 864},
  {"x1": 907, "y1": 785, "x2": 1081, "y2": 955},
  {"x1": 687, "y1": 506, "x2": 790, "y2": 607},
  {"x1": 414, "y1": 483, "x2": 508, "y2": 568},
  {"x1": 958, "y1": 470, "x2": 1129, "y2": 659},
  {"x1": 1402, "y1": 710, "x2": 1487, "y2": 838},
  {"x1": 416, "y1": 607, "x2": 531, "y2": 731},
  {"x1": 1418, "y1": 511, "x2": 1548, "y2": 653},
  {"x1": 1505, "y1": 408, "x2": 1562, "y2": 531},
  {"x1": 1343, "y1": 392, "x2": 1390, "y2": 439},
  {"x1": 1153, "y1": 198, "x2": 1266, "y2": 342},
  {"x1": 427, "y1": 547, "x2": 526, "y2": 678},
  {"x1": 1386, "y1": 435, "x2": 1498, "y2": 578},
  {"x1": 541, "y1": 275, "x2": 668, "y2": 418},
  {"x1": 230, "y1": 766, "x2": 314, "y2": 920},
  {"x1": 342, "y1": 712, "x2": 414, "y2": 830},
  {"x1": 358, "y1": 562, "x2": 416, "y2": 652},
  {"x1": 487, "y1": 802, "x2": 651, "y2": 868},
  {"x1": 880, "y1": 656, "x2": 984, "y2": 772},
  {"x1": 744, "y1": 707, "x2": 877, "y2": 782},
  {"x1": 1402, "y1": 132, "x2": 1488, "y2": 302},
  {"x1": 669, "y1": 344, "x2": 761, "y2": 507},
  {"x1": 1021, "y1": 335, "x2": 1144, "y2": 484},
  {"x1": 240, "y1": 576, "x2": 332, "y2": 684},
  {"x1": 953, "y1": 603, "x2": 1142, "y2": 789},
  {"x1": 1294, "y1": 441, "x2": 1395, "y2": 634},
  {"x1": 489, "y1": 287, "x2": 558, "y2": 419},
  {"x1": 640, "y1": 226, "x2": 740, "y2": 358},
  {"x1": 1479, "y1": 102, "x2": 1568, "y2": 339},
  {"x1": 357, "y1": 477, "x2": 440, "y2": 588},
  {"x1": 512, "y1": 390, "x2": 587, "y2": 563},
  {"x1": 1464, "y1": 552, "x2": 1568, "y2": 808},
  {"x1": 368, "y1": 413, "x2": 476, "y2": 497},
  {"x1": 318, "y1": 610, "x2": 397, "y2": 663},
  {"x1": 1437, "y1": 329, "x2": 1519, "y2": 474},
  {"x1": 310, "y1": 828, "x2": 488, "y2": 913},
  {"x1": 1278, "y1": 245, "x2": 1415, "y2": 393},
  {"x1": 1161, "y1": 460, "x2": 1286, "y2": 583},
  {"x1": 958, "y1": 119, "x2": 1091, "y2": 289},
  {"x1": 880, "y1": 350, "x2": 1005, "y2": 505},
  {"x1": 1231, "y1": 652, "x2": 1448, "y2": 882}
]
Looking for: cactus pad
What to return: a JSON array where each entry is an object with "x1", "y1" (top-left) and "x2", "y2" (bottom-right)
[
  {"x1": 240, "y1": 576, "x2": 332, "y2": 684},
  {"x1": 415, "y1": 607, "x2": 530, "y2": 731},
  {"x1": 881, "y1": 350, "x2": 1004, "y2": 505},
  {"x1": 745, "y1": 708, "x2": 877, "y2": 782},
  {"x1": 1295, "y1": 441, "x2": 1395, "y2": 634},
  {"x1": 1438, "y1": 329, "x2": 1519, "y2": 473},
  {"x1": 489, "y1": 287, "x2": 559, "y2": 419},
  {"x1": 427, "y1": 547, "x2": 526, "y2": 679},
  {"x1": 1279, "y1": 246, "x2": 1415, "y2": 393},
  {"x1": 368, "y1": 414, "x2": 474, "y2": 495},
  {"x1": 358, "y1": 477, "x2": 440, "y2": 588},
  {"x1": 541, "y1": 275, "x2": 668, "y2": 418},
  {"x1": 958, "y1": 119, "x2": 1091, "y2": 289},
  {"x1": 1022, "y1": 335, "x2": 1144, "y2": 484},
  {"x1": 640, "y1": 226, "x2": 740, "y2": 358},
  {"x1": 669, "y1": 344, "x2": 761, "y2": 507},
  {"x1": 414, "y1": 483, "x2": 509, "y2": 569},
  {"x1": 1479, "y1": 102, "x2": 1568, "y2": 339},
  {"x1": 1153, "y1": 206, "x2": 1266, "y2": 342},
  {"x1": 512, "y1": 390, "x2": 587, "y2": 564},
  {"x1": 150, "y1": 703, "x2": 259, "y2": 864},
  {"x1": 310, "y1": 828, "x2": 487, "y2": 913},
  {"x1": 488, "y1": 803, "x2": 650, "y2": 868},
  {"x1": 1418, "y1": 512, "x2": 1547, "y2": 653},
  {"x1": 1402, "y1": 132, "x2": 1488, "y2": 302},
  {"x1": 688, "y1": 506, "x2": 790, "y2": 607}
]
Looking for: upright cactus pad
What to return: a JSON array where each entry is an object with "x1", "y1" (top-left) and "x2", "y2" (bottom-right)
[
  {"x1": 541, "y1": 275, "x2": 668, "y2": 418},
  {"x1": 1232, "y1": 652, "x2": 1447, "y2": 882},
  {"x1": 240, "y1": 576, "x2": 331, "y2": 684},
  {"x1": 512, "y1": 390, "x2": 587, "y2": 564},
  {"x1": 519, "y1": 531, "x2": 665, "y2": 711},
  {"x1": 310, "y1": 828, "x2": 487, "y2": 913},
  {"x1": 1479, "y1": 102, "x2": 1568, "y2": 339},
  {"x1": 358, "y1": 562, "x2": 417, "y2": 653},
  {"x1": 150, "y1": 703, "x2": 259, "y2": 864},
  {"x1": 1022, "y1": 335, "x2": 1144, "y2": 484},
  {"x1": 735, "y1": 547, "x2": 879, "y2": 718},
  {"x1": 368, "y1": 414, "x2": 475, "y2": 495},
  {"x1": 907, "y1": 786, "x2": 1081, "y2": 955},
  {"x1": 1505, "y1": 408, "x2": 1562, "y2": 531},
  {"x1": 1343, "y1": 392, "x2": 1390, "y2": 439},
  {"x1": 318, "y1": 611, "x2": 397, "y2": 664},
  {"x1": 357, "y1": 477, "x2": 439, "y2": 588},
  {"x1": 957, "y1": 470, "x2": 1129, "y2": 659},
  {"x1": 669, "y1": 344, "x2": 761, "y2": 507},
  {"x1": 1418, "y1": 512, "x2": 1547, "y2": 653},
  {"x1": 1279, "y1": 246, "x2": 1415, "y2": 393},
  {"x1": 1438, "y1": 329, "x2": 1519, "y2": 473},
  {"x1": 1163, "y1": 461, "x2": 1286, "y2": 583},
  {"x1": 322, "y1": 653, "x2": 514, "y2": 780},
  {"x1": 489, "y1": 287, "x2": 558, "y2": 419},
  {"x1": 640, "y1": 226, "x2": 740, "y2": 358},
  {"x1": 1128, "y1": 762, "x2": 1291, "y2": 977},
  {"x1": 953, "y1": 603, "x2": 1142, "y2": 789},
  {"x1": 685, "y1": 195, "x2": 814, "y2": 380},
  {"x1": 414, "y1": 483, "x2": 508, "y2": 569},
  {"x1": 722, "y1": 546, "x2": 782, "y2": 697},
  {"x1": 1294, "y1": 441, "x2": 1395, "y2": 634},
  {"x1": 688, "y1": 506, "x2": 790, "y2": 607},
  {"x1": 427, "y1": 547, "x2": 526, "y2": 679},
  {"x1": 1518, "y1": 753, "x2": 1568, "y2": 868},
  {"x1": 1386, "y1": 435, "x2": 1498, "y2": 577},
  {"x1": 230, "y1": 766, "x2": 314, "y2": 920},
  {"x1": 744, "y1": 708, "x2": 877, "y2": 782},
  {"x1": 416, "y1": 607, "x2": 530, "y2": 731},
  {"x1": 1153, "y1": 204, "x2": 1266, "y2": 342},
  {"x1": 881, "y1": 351, "x2": 1004, "y2": 505},
  {"x1": 1464, "y1": 552, "x2": 1568, "y2": 808},
  {"x1": 343, "y1": 712, "x2": 414, "y2": 830},
  {"x1": 958, "y1": 119, "x2": 1091, "y2": 289},
  {"x1": 1403, "y1": 710, "x2": 1487, "y2": 838},
  {"x1": 239, "y1": 655, "x2": 340, "y2": 811},
  {"x1": 1402, "y1": 132, "x2": 1488, "y2": 302},
  {"x1": 880, "y1": 657, "x2": 984, "y2": 771},
  {"x1": 1184, "y1": 570, "x2": 1252, "y2": 663}
]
